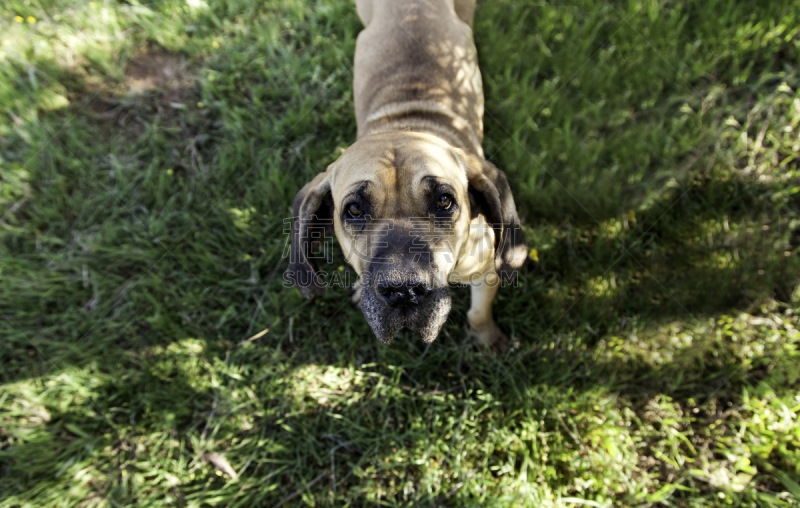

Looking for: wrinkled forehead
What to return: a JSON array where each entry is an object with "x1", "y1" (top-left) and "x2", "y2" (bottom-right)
[{"x1": 329, "y1": 135, "x2": 468, "y2": 203}]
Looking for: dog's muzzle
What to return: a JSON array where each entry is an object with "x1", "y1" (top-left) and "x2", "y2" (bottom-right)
[
  {"x1": 360, "y1": 269, "x2": 451, "y2": 344},
  {"x1": 375, "y1": 279, "x2": 430, "y2": 307}
]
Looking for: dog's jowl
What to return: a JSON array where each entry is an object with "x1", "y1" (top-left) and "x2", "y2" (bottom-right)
[{"x1": 286, "y1": 0, "x2": 527, "y2": 350}]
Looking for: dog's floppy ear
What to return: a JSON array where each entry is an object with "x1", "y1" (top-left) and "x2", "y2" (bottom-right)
[
  {"x1": 285, "y1": 170, "x2": 334, "y2": 299},
  {"x1": 460, "y1": 152, "x2": 528, "y2": 276}
]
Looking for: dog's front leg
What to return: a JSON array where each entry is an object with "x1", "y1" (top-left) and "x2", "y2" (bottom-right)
[{"x1": 467, "y1": 272, "x2": 507, "y2": 351}]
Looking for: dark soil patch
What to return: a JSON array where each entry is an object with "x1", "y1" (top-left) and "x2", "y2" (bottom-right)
[{"x1": 123, "y1": 49, "x2": 193, "y2": 104}]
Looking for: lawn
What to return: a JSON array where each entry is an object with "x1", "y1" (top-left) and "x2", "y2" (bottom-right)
[{"x1": 1, "y1": 0, "x2": 799, "y2": 506}]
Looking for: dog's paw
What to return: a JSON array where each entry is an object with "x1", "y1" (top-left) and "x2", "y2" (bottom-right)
[
  {"x1": 350, "y1": 278, "x2": 363, "y2": 308},
  {"x1": 468, "y1": 320, "x2": 508, "y2": 353}
]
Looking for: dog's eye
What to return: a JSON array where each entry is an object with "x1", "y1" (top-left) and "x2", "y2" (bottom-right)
[
  {"x1": 346, "y1": 202, "x2": 363, "y2": 218},
  {"x1": 436, "y1": 193, "x2": 453, "y2": 210}
]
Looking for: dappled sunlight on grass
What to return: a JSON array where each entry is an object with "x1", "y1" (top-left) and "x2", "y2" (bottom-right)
[{"x1": 288, "y1": 364, "x2": 370, "y2": 408}]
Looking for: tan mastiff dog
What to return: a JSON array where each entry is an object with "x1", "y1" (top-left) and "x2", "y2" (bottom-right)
[{"x1": 286, "y1": 0, "x2": 527, "y2": 350}]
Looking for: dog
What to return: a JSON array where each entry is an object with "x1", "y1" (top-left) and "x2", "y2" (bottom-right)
[{"x1": 286, "y1": 0, "x2": 527, "y2": 350}]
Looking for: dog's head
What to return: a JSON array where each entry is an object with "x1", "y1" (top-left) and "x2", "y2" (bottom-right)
[{"x1": 286, "y1": 132, "x2": 526, "y2": 343}]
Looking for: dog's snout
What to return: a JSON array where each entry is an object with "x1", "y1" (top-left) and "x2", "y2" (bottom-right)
[{"x1": 376, "y1": 280, "x2": 430, "y2": 307}]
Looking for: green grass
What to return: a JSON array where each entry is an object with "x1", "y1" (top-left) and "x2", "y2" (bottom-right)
[{"x1": 1, "y1": 0, "x2": 799, "y2": 505}]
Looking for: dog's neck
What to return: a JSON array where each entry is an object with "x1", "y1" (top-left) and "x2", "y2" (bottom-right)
[
  {"x1": 353, "y1": 0, "x2": 485, "y2": 157},
  {"x1": 362, "y1": 101, "x2": 484, "y2": 158}
]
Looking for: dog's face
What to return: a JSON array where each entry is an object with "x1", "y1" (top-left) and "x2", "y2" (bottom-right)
[
  {"x1": 287, "y1": 132, "x2": 526, "y2": 343},
  {"x1": 331, "y1": 134, "x2": 472, "y2": 343}
]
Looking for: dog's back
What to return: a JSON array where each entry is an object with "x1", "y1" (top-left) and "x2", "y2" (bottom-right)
[{"x1": 353, "y1": 0, "x2": 484, "y2": 156}]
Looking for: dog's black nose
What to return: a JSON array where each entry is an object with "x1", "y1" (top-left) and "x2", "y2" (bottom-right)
[{"x1": 376, "y1": 280, "x2": 430, "y2": 307}]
